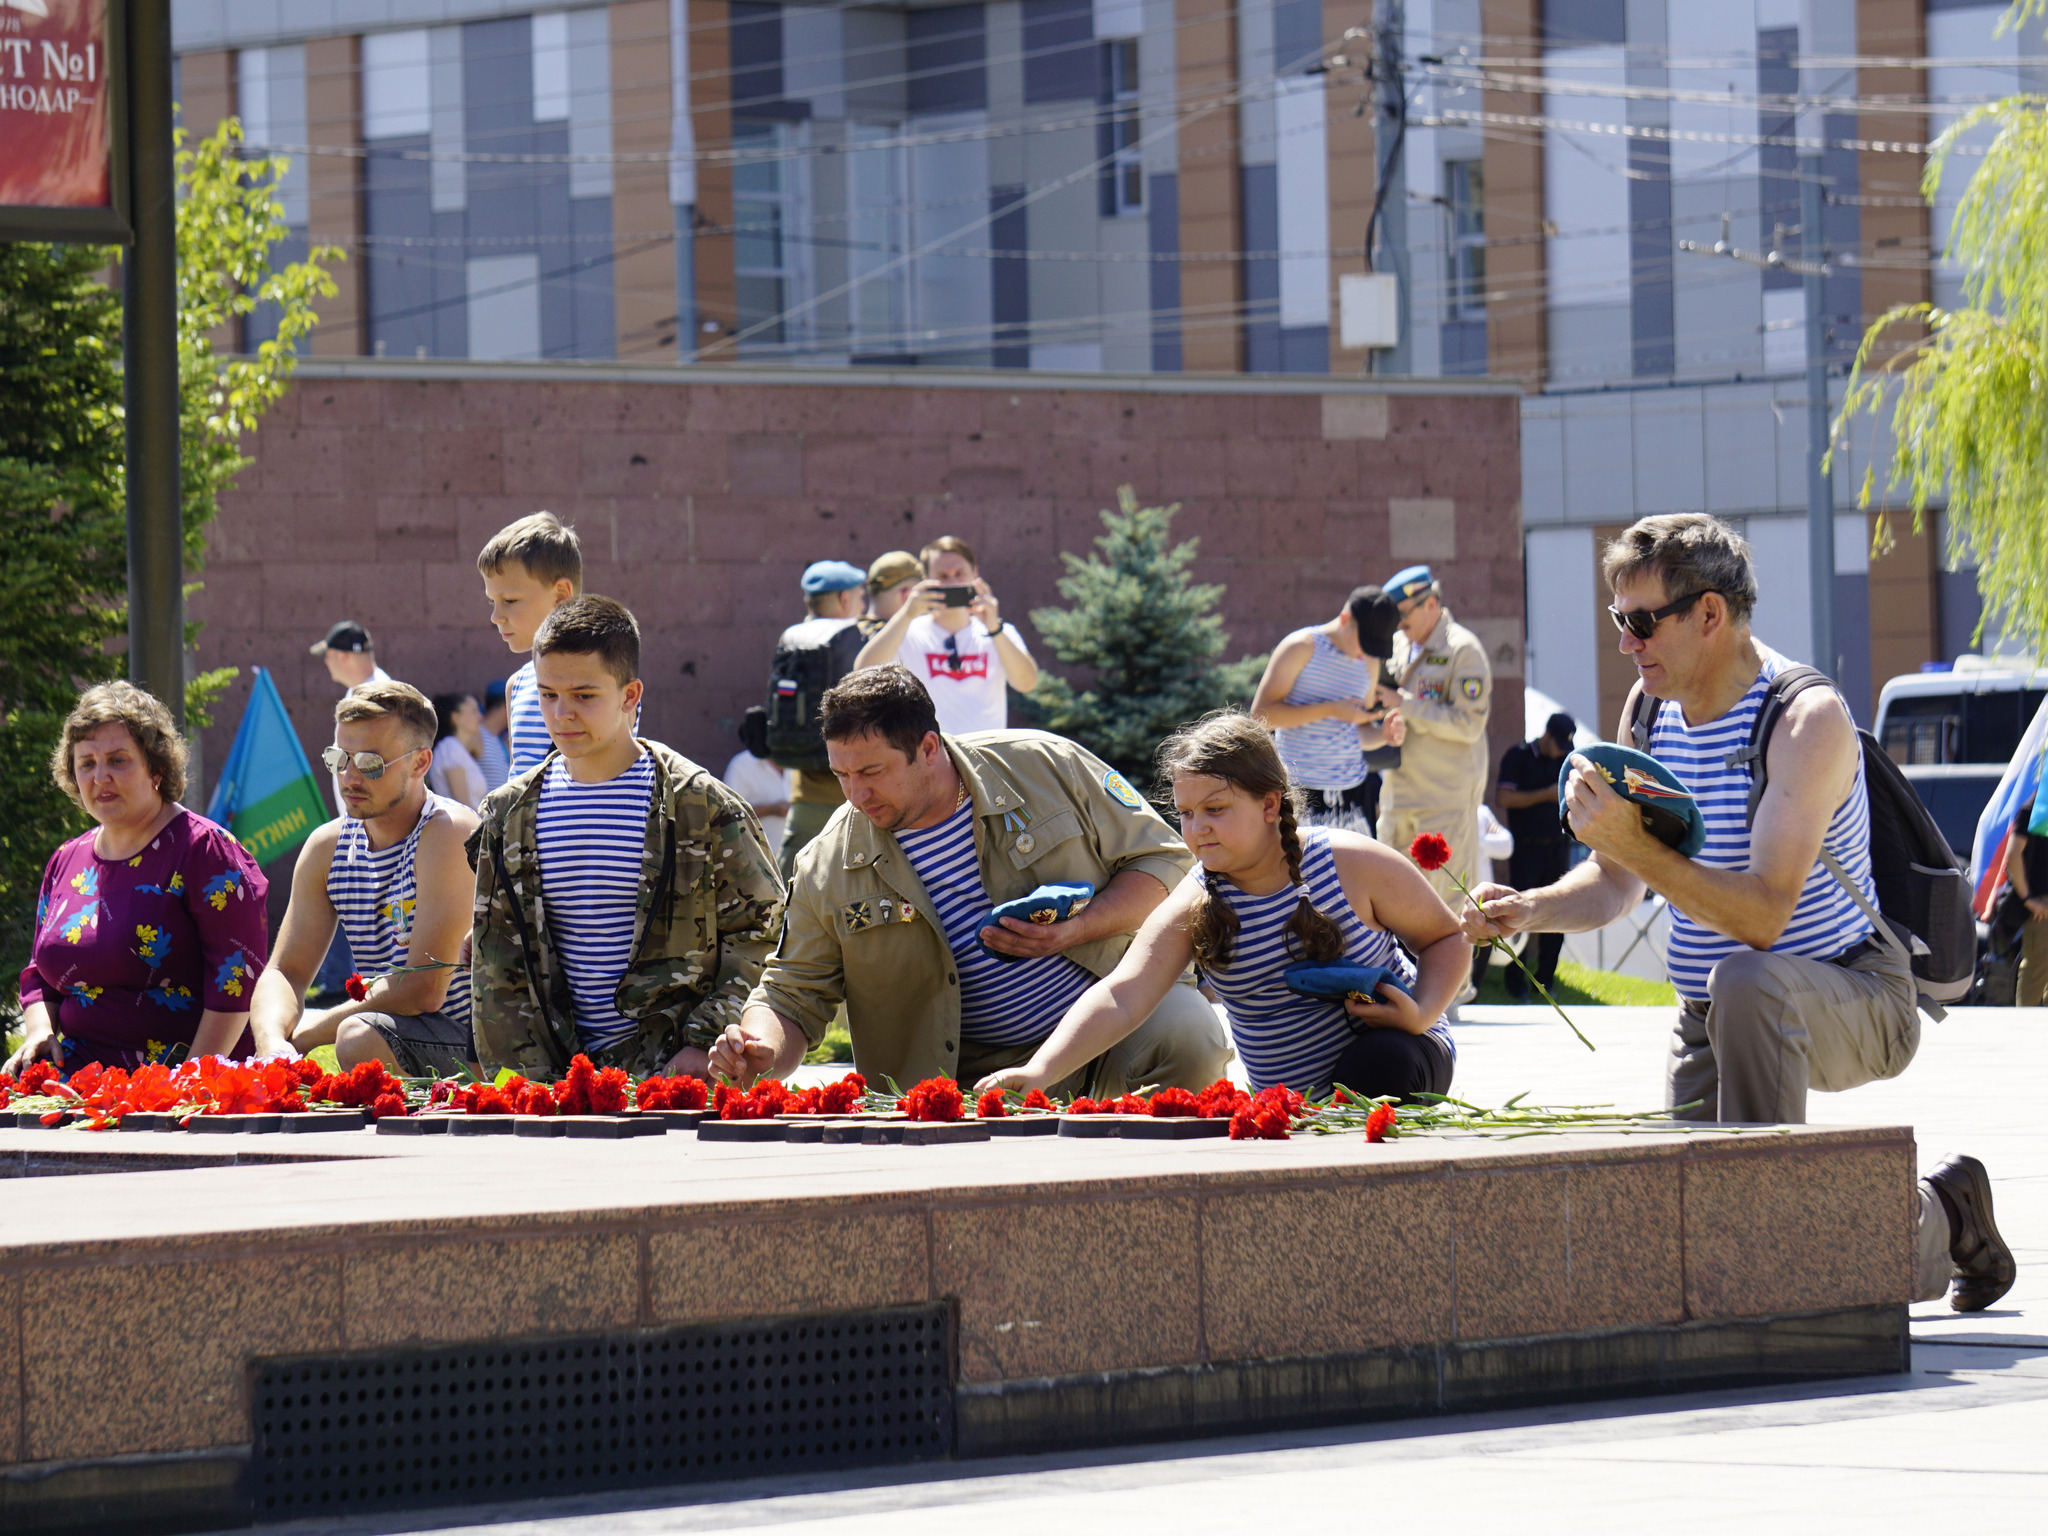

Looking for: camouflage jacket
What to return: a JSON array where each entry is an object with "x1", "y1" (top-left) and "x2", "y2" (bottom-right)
[{"x1": 466, "y1": 739, "x2": 785, "y2": 1078}]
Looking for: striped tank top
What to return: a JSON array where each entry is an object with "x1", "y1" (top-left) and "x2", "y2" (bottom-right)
[
  {"x1": 326, "y1": 793, "x2": 472, "y2": 1026},
  {"x1": 1650, "y1": 645, "x2": 1875, "y2": 1000},
  {"x1": 537, "y1": 751, "x2": 658, "y2": 1052},
  {"x1": 895, "y1": 802, "x2": 1097, "y2": 1048},
  {"x1": 506, "y1": 660, "x2": 548, "y2": 775},
  {"x1": 1275, "y1": 629, "x2": 1376, "y2": 791},
  {"x1": 1204, "y1": 828, "x2": 1454, "y2": 1094}
]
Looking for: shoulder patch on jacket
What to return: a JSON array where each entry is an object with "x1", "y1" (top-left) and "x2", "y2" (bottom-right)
[
  {"x1": 1461, "y1": 676, "x2": 1484, "y2": 700},
  {"x1": 1103, "y1": 769, "x2": 1144, "y2": 809}
]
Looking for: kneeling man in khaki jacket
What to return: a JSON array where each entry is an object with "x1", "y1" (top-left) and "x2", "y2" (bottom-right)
[{"x1": 712, "y1": 665, "x2": 1228, "y2": 1094}]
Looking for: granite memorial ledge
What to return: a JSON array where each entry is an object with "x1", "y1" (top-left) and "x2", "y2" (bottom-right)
[{"x1": 0, "y1": 1122, "x2": 1917, "y2": 1533}]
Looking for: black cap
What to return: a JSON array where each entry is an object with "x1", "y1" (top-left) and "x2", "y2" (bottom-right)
[
  {"x1": 1346, "y1": 586, "x2": 1402, "y2": 660},
  {"x1": 1545, "y1": 712, "x2": 1577, "y2": 748},
  {"x1": 309, "y1": 620, "x2": 373, "y2": 656}
]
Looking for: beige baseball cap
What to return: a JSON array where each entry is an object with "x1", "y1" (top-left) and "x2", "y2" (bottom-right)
[{"x1": 866, "y1": 550, "x2": 924, "y2": 591}]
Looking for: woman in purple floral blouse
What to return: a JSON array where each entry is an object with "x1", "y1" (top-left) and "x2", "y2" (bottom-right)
[{"x1": 6, "y1": 683, "x2": 270, "y2": 1074}]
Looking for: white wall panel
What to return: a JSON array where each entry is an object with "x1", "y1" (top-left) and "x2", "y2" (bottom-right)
[
  {"x1": 362, "y1": 28, "x2": 431, "y2": 140},
  {"x1": 1525, "y1": 525, "x2": 1601, "y2": 732},
  {"x1": 1275, "y1": 76, "x2": 1330, "y2": 329}
]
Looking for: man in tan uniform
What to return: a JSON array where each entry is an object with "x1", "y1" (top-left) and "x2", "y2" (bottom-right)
[
  {"x1": 711, "y1": 666, "x2": 1228, "y2": 1093},
  {"x1": 1375, "y1": 565, "x2": 1492, "y2": 909}
]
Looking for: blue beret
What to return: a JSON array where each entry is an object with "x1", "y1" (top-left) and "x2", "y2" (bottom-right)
[
  {"x1": 1283, "y1": 962, "x2": 1412, "y2": 1005},
  {"x1": 1565, "y1": 744, "x2": 1707, "y2": 858},
  {"x1": 800, "y1": 559, "x2": 868, "y2": 594},
  {"x1": 980, "y1": 882, "x2": 1094, "y2": 962},
  {"x1": 1387, "y1": 565, "x2": 1436, "y2": 601}
]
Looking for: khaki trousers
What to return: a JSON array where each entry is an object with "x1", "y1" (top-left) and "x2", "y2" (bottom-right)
[
  {"x1": 1671, "y1": 938, "x2": 1920, "y2": 1125},
  {"x1": 2018, "y1": 914, "x2": 2048, "y2": 1006},
  {"x1": 1377, "y1": 803, "x2": 1481, "y2": 907},
  {"x1": 958, "y1": 981, "x2": 1230, "y2": 1099}
]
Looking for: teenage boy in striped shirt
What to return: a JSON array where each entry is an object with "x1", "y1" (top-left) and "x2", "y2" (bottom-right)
[
  {"x1": 478, "y1": 512, "x2": 582, "y2": 776},
  {"x1": 249, "y1": 682, "x2": 480, "y2": 1073},
  {"x1": 467, "y1": 597, "x2": 785, "y2": 1078},
  {"x1": 1463, "y1": 512, "x2": 2014, "y2": 1314}
]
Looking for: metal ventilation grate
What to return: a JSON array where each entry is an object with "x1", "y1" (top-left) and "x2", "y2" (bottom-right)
[{"x1": 249, "y1": 1304, "x2": 952, "y2": 1521}]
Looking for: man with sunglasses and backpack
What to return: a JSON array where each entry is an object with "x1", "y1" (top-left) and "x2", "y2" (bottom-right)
[
  {"x1": 249, "y1": 682, "x2": 481, "y2": 1073},
  {"x1": 1462, "y1": 513, "x2": 2013, "y2": 1313}
]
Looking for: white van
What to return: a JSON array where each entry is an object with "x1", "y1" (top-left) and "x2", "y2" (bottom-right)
[{"x1": 1872, "y1": 657, "x2": 2047, "y2": 855}]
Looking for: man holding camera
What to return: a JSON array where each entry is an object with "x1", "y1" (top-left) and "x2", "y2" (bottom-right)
[{"x1": 853, "y1": 535, "x2": 1038, "y2": 735}]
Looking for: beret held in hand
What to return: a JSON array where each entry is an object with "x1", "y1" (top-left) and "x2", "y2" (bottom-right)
[
  {"x1": 1564, "y1": 744, "x2": 1707, "y2": 858},
  {"x1": 1283, "y1": 961, "x2": 1413, "y2": 1008},
  {"x1": 980, "y1": 882, "x2": 1095, "y2": 961}
]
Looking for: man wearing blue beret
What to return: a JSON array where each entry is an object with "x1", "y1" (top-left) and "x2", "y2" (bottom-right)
[
  {"x1": 1461, "y1": 512, "x2": 2013, "y2": 1314},
  {"x1": 1376, "y1": 567, "x2": 1493, "y2": 924}
]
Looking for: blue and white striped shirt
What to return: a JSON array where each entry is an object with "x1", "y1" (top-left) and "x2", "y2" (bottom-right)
[
  {"x1": 1204, "y1": 828, "x2": 1453, "y2": 1094},
  {"x1": 537, "y1": 751, "x2": 657, "y2": 1052},
  {"x1": 1275, "y1": 629, "x2": 1376, "y2": 791},
  {"x1": 1650, "y1": 645, "x2": 1875, "y2": 1000},
  {"x1": 325, "y1": 793, "x2": 472, "y2": 1027},
  {"x1": 895, "y1": 802, "x2": 1097, "y2": 1048},
  {"x1": 506, "y1": 660, "x2": 548, "y2": 775}
]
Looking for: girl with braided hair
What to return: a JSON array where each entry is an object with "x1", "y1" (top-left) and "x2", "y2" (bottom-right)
[{"x1": 976, "y1": 712, "x2": 1465, "y2": 1102}]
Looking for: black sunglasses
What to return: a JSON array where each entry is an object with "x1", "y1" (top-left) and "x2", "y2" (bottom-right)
[{"x1": 1608, "y1": 590, "x2": 1717, "y2": 641}]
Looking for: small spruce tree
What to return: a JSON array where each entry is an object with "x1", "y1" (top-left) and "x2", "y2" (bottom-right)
[{"x1": 1027, "y1": 487, "x2": 1266, "y2": 782}]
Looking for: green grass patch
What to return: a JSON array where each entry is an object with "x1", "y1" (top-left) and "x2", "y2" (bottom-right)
[
  {"x1": 1475, "y1": 957, "x2": 1675, "y2": 1008},
  {"x1": 803, "y1": 1021, "x2": 853, "y2": 1065}
]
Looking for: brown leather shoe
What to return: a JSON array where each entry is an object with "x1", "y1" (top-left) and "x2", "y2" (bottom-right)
[{"x1": 1927, "y1": 1154, "x2": 2016, "y2": 1313}]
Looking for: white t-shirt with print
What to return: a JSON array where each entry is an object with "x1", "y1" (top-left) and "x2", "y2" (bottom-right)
[{"x1": 895, "y1": 614, "x2": 1029, "y2": 736}]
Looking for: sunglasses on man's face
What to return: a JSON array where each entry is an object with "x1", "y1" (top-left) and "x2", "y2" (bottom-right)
[
  {"x1": 322, "y1": 747, "x2": 399, "y2": 779},
  {"x1": 1608, "y1": 590, "x2": 1716, "y2": 641}
]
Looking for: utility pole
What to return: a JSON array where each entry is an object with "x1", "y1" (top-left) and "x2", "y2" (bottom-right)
[
  {"x1": 1372, "y1": 0, "x2": 1411, "y2": 375},
  {"x1": 124, "y1": 0, "x2": 187, "y2": 728},
  {"x1": 1801, "y1": 154, "x2": 1835, "y2": 679}
]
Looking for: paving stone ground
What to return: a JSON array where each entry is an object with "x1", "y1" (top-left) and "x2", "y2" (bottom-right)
[{"x1": 229, "y1": 1006, "x2": 2047, "y2": 1536}]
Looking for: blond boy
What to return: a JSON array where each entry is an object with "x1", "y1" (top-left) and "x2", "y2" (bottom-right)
[{"x1": 477, "y1": 513, "x2": 582, "y2": 773}]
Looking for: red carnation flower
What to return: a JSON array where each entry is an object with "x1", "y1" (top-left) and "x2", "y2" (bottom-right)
[
  {"x1": 817, "y1": 1072, "x2": 866, "y2": 1115},
  {"x1": 370, "y1": 1092, "x2": 407, "y2": 1120},
  {"x1": 1195, "y1": 1079, "x2": 1250, "y2": 1119},
  {"x1": 344, "y1": 973, "x2": 369, "y2": 1002},
  {"x1": 1068, "y1": 1096, "x2": 1102, "y2": 1115},
  {"x1": 1021, "y1": 1089, "x2": 1054, "y2": 1113},
  {"x1": 901, "y1": 1078, "x2": 965, "y2": 1123},
  {"x1": 21, "y1": 1061, "x2": 60, "y2": 1095},
  {"x1": 1147, "y1": 1087, "x2": 1200, "y2": 1117},
  {"x1": 1365, "y1": 1102, "x2": 1397, "y2": 1143},
  {"x1": 515, "y1": 1083, "x2": 556, "y2": 1116},
  {"x1": 1408, "y1": 833, "x2": 1451, "y2": 872},
  {"x1": 975, "y1": 1089, "x2": 1008, "y2": 1119},
  {"x1": 591, "y1": 1065, "x2": 631, "y2": 1115},
  {"x1": 1110, "y1": 1093, "x2": 1150, "y2": 1115}
]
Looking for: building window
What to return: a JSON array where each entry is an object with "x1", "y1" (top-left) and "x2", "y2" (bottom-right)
[
  {"x1": 1107, "y1": 37, "x2": 1142, "y2": 215},
  {"x1": 1445, "y1": 159, "x2": 1485, "y2": 317},
  {"x1": 732, "y1": 119, "x2": 803, "y2": 350}
]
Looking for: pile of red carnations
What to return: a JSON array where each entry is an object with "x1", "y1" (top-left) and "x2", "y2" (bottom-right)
[
  {"x1": 714, "y1": 1071, "x2": 869, "y2": 1120},
  {"x1": 974, "y1": 1087, "x2": 1055, "y2": 1118}
]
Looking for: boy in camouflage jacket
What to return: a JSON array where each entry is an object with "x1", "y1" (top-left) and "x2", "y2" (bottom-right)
[{"x1": 465, "y1": 597, "x2": 784, "y2": 1079}]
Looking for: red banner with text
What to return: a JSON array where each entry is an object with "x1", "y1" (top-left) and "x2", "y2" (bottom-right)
[{"x1": 0, "y1": 0, "x2": 112, "y2": 209}]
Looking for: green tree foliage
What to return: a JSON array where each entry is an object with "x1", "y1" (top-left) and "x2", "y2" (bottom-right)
[
  {"x1": 1026, "y1": 487, "x2": 1267, "y2": 783},
  {"x1": 1836, "y1": 3, "x2": 2048, "y2": 651},
  {"x1": 0, "y1": 120, "x2": 336, "y2": 1005}
]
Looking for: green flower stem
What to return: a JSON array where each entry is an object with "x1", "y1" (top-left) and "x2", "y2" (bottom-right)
[{"x1": 1440, "y1": 869, "x2": 1597, "y2": 1052}]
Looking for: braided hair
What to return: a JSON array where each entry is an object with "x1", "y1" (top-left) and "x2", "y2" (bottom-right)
[{"x1": 1157, "y1": 711, "x2": 1346, "y2": 971}]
